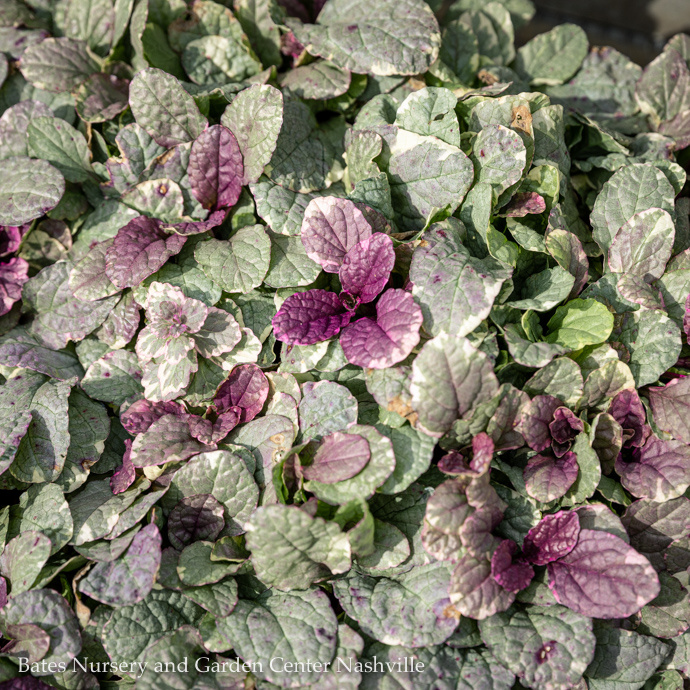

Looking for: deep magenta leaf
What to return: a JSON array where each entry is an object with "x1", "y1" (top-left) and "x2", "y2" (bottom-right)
[
  {"x1": 523, "y1": 511, "x2": 581, "y2": 566},
  {"x1": 339, "y1": 289, "x2": 422, "y2": 369},
  {"x1": 272, "y1": 289, "x2": 352, "y2": 345},
  {"x1": 301, "y1": 431, "x2": 370, "y2": 483},
  {"x1": 547, "y1": 529, "x2": 660, "y2": 619},
  {"x1": 105, "y1": 216, "x2": 186, "y2": 289},
  {"x1": 490, "y1": 539, "x2": 534, "y2": 593},
  {"x1": 339, "y1": 233, "x2": 395, "y2": 304},
  {"x1": 214, "y1": 363, "x2": 269, "y2": 423},
  {"x1": 188, "y1": 125, "x2": 243, "y2": 211}
]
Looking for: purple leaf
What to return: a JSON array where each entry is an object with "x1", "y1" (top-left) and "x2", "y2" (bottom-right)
[
  {"x1": 188, "y1": 125, "x2": 243, "y2": 211},
  {"x1": 547, "y1": 529, "x2": 660, "y2": 618},
  {"x1": 609, "y1": 389, "x2": 648, "y2": 448},
  {"x1": 273, "y1": 289, "x2": 352, "y2": 345},
  {"x1": 214, "y1": 363, "x2": 269, "y2": 423},
  {"x1": 340, "y1": 289, "x2": 422, "y2": 369},
  {"x1": 502, "y1": 192, "x2": 547, "y2": 217},
  {"x1": 0, "y1": 257, "x2": 29, "y2": 316},
  {"x1": 523, "y1": 451, "x2": 578, "y2": 503},
  {"x1": 301, "y1": 431, "x2": 370, "y2": 483},
  {"x1": 167, "y1": 494, "x2": 225, "y2": 550},
  {"x1": 188, "y1": 409, "x2": 240, "y2": 444},
  {"x1": 0, "y1": 224, "x2": 29, "y2": 257},
  {"x1": 339, "y1": 233, "x2": 395, "y2": 303},
  {"x1": 79, "y1": 524, "x2": 162, "y2": 607},
  {"x1": 0, "y1": 577, "x2": 6, "y2": 608},
  {"x1": 120, "y1": 399, "x2": 186, "y2": 435},
  {"x1": 437, "y1": 450, "x2": 468, "y2": 475},
  {"x1": 648, "y1": 376, "x2": 690, "y2": 445},
  {"x1": 616, "y1": 436, "x2": 690, "y2": 501},
  {"x1": 685, "y1": 294, "x2": 690, "y2": 345},
  {"x1": 105, "y1": 216, "x2": 186, "y2": 288},
  {"x1": 490, "y1": 539, "x2": 535, "y2": 592},
  {"x1": 522, "y1": 511, "x2": 581, "y2": 566},
  {"x1": 301, "y1": 197, "x2": 372, "y2": 273},
  {"x1": 162, "y1": 208, "x2": 229, "y2": 236},
  {"x1": 450, "y1": 552, "x2": 516, "y2": 619},
  {"x1": 110, "y1": 439, "x2": 136, "y2": 495},
  {"x1": 471, "y1": 432, "x2": 494, "y2": 474},
  {"x1": 518, "y1": 395, "x2": 562, "y2": 453},
  {"x1": 549, "y1": 408, "x2": 584, "y2": 445}
]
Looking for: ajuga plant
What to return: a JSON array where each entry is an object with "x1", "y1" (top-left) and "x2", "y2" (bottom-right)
[{"x1": 2, "y1": 0, "x2": 690, "y2": 686}]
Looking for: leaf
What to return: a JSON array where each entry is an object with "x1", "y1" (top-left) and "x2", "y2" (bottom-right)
[
  {"x1": 298, "y1": 380, "x2": 358, "y2": 441},
  {"x1": 221, "y1": 84, "x2": 283, "y2": 185},
  {"x1": 388, "y1": 130, "x2": 474, "y2": 230},
  {"x1": 289, "y1": 0, "x2": 441, "y2": 76},
  {"x1": 27, "y1": 117, "x2": 93, "y2": 184},
  {"x1": 0, "y1": 157, "x2": 65, "y2": 226},
  {"x1": 167, "y1": 494, "x2": 224, "y2": 549},
  {"x1": 0, "y1": 330, "x2": 82, "y2": 380},
  {"x1": 547, "y1": 529, "x2": 660, "y2": 619},
  {"x1": 395, "y1": 87, "x2": 461, "y2": 147},
  {"x1": 304, "y1": 424, "x2": 395, "y2": 504},
  {"x1": 215, "y1": 588, "x2": 338, "y2": 687},
  {"x1": 479, "y1": 605, "x2": 595, "y2": 690},
  {"x1": 472, "y1": 124, "x2": 527, "y2": 196},
  {"x1": 585, "y1": 623, "x2": 671, "y2": 690},
  {"x1": 340, "y1": 289, "x2": 423, "y2": 369},
  {"x1": 188, "y1": 125, "x2": 243, "y2": 210},
  {"x1": 246, "y1": 504, "x2": 350, "y2": 590},
  {"x1": 608, "y1": 208, "x2": 675, "y2": 280},
  {"x1": 507, "y1": 266, "x2": 575, "y2": 312},
  {"x1": 20, "y1": 37, "x2": 100, "y2": 92},
  {"x1": 545, "y1": 299, "x2": 614, "y2": 349},
  {"x1": 79, "y1": 524, "x2": 162, "y2": 606},
  {"x1": 410, "y1": 220, "x2": 510, "y2": 338},
  {"x1": 128, "y1": 67, "x2": 207, "y2": 147},
  {"x1": 648, "y1": 376, "x2": 690, "y2": 444},
  {"x1": 102, "y1": 589, "x2": 204, "y2": 665},
  {"x1": 410, "y1": 333, "x2": 499, "y2": 437},
  {"x1": 264, "y1": 98, "x2": 338, "y2": 193},
  {"x1": 301, "y1": 196, "x2": 373, "y2": 273},
  {"x1": 129, "y1": 414, "x2": 212, "y2": 467},
  {"x1": 334, "y1": 562, "x2": 457, "y2": 647},
  {"x1": 590, "y1": 164, "x2": 676, "y2": 251},
  {"x1": 105, "y1": 216, "x2": 186, "y2": 289},
  {"x1": 0, "y1": 531, "x2": 51, "y2": 594},
  {"x1": 523, "y1": 451, "x2": 578, "y2": 503},
  {"x1": 616, "y1": 436, "x2": 690, "y2": 501},
  {"x1": 68, "y1": 240, "x2": 120, "y2": 302},
  {"x1": 12, "y1": 378, "x2": 72, "y2": 484},
  {"x1": 523, "y1": 511, "x2": 580, "y2": 566},
  {"x1": 514, "y1": 24, "x2": 588, "y2": 85},
  {"x1": 302, "y1": 431, "x2": 370, "y2": 483},
  {"x1": 194, "y1": 226, "x2": 270, "y2": 293},
  {"x1": 618, "y1": 309, "x2": 682, "y2": 387},
  {"x1": 81, "y1": 349, "x2": 144, "y2": 405},
  {"x1": 163, "y1": 450, "x2": 259, "y2": 537},
  {"x1": 264, "y1": 231, "x2": 322, "y2": 289},
  {"x1": 0, "y1": 590, "x2": 81, "y2": 671},
  {"x1": 23, "y1": 261, "x2": 117, "y2": 349}
]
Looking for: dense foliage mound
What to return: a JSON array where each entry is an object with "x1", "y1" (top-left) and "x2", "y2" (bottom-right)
[{"x1": 1, "y1": 0, "x2": 690, "y2": 687}]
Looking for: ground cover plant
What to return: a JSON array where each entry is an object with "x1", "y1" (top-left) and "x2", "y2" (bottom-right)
[{"x1": 1, "y1": 0, "x2": 690, "y2": 687}]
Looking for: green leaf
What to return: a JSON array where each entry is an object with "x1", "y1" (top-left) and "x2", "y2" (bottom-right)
[
  {"x1": 480, "y1": 605, "x2": 596, "y2": 690},
  {"x1": 334, "y1": 562, "x2": 457, "y2": 647},
  {"x1": 12, "y1": 378, "x2": 72, "y2": 484},
  {"x1": 507, "y1": 266, "x2": 575, "y2": 312},
  {"x1": 221, "y1": 84, "x2": 283, "y2": 186},
  {"x1": 215, "y1": 588, "x2": 338, "y2": 687},
  {"x1": 289, "y1": 0, "x2": 441, "y2": 76},
  {"x1": 545, "y1": 299, "x2": 614, "y2": 349},
  {"x1": 128, "y1": 67, "x2": 207, "y2": 148},
  {"x1": 0, "y1": 157, "x2": 65, "y2": 226},
  {"x1": 245, "y1": 504, "x2": 351, "y2": 591},
  {"x1": 194, "y1": 227, "x2": 271, "y2": 293},
  {"x1": 27, "y1": 116, "x2": 93, "y2": 183},
  {"x1": 514, "y1": 24, "x2": 588, "y2": 85},
  {"x1": 0, "y1": 531, "x2": 51, "y2": 594}
]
